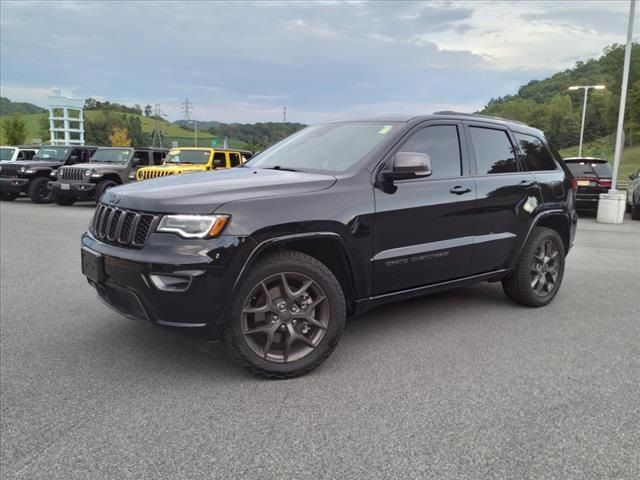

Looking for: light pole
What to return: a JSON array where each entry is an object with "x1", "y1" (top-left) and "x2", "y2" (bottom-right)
[
  {"x1": 191, "y1": 120, "x2": 198, "y2": 147},
  {"x1": 568, "y1": 84, "x2": 606, "y2": 156}
]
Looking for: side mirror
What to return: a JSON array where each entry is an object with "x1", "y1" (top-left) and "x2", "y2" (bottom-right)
[
  {"x1": 68, "y1": 155, "x2": 80, "y2": 163},
  {"x1": 383, "y1": 152, "x2": 432, "y2": 182},
  {"x1": 213, "y1": 159, "x2": 225, "y2": 168},
  {"x1": 132, "y1": 158, "x2": 144, "y2": 167}
]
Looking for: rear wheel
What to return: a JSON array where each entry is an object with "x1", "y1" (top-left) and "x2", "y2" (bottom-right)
[
  {"x1": 28, "y1": 177, "x2": 52, "y2": 204},
  {"x1": 0, "y1": 192, "x2": 18, "y2": 201},
  {"x1": 502, "y1": 227, "x2": 565, "y2": 307},
  {"x1": 95, "y1": 180, "x2": 117, "y2": 202},
  {"x1": 224, "y1": 250, "x2": 346, "y2": 379}
]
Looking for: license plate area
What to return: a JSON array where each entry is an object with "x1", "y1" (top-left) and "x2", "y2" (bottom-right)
[
  {"x1": 577, "y1": 180, "x2": 591, "y2": 186},
  {"x1": 61, "y1": 183, "x2": 70, "y2": 190},
  {"x1": 81, "y1": 247, "x2": 104, "y2": 283}
]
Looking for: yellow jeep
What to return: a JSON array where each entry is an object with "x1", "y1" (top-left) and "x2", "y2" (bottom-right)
[{"x1": 136, "y1": 147, "x2": 253, "y2": 181}]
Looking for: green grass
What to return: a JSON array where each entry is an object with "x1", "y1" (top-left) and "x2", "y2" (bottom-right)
[
  {"x1": 560, "y1": 141, "x2": 640, "y2": 183},
  {"x1": 0, "y1": 111, "x2": 228, "y2": 147}
]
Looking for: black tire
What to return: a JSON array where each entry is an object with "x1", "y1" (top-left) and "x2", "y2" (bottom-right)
[
  {"x1": 27, "y1": 177, "x2": 53, "y2": 204},
  {"x1": 95, "y1": 180, "x2": 117, "y2": 202},
  {"x1": 224, "y1": 250, "x2": 346, "y2": 379},
  {"x1": 502, "y1": 227, "x2": 565, "y2": 307},
  {"x1": 0, "y1": 192, "x2": 18, "y2": 201},
  {"x1": 632, "y1": 203, "x2": 640, "y2": 220}
]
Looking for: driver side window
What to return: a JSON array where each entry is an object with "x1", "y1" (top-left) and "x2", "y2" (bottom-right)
[{"x1": 398, "y1": 125, "x2": 462, "y2": 178}]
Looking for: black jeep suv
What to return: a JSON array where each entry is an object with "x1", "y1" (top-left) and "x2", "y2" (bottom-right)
[
  {"x1": 0, "y1": 145, "x2": 97, "y2": 203},
  {"x1": 81, "y1": 113, "x2": 577, "y2": 378}
]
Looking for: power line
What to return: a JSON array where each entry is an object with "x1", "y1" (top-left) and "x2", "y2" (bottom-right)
[{"x1": 181, "y1": 98, "x2": 193, "y2": 122}]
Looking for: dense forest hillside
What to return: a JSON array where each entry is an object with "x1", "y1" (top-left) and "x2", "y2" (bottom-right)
[
  {"x1": 481, "y1": 43, "x2": 640, "y2": 150},
  {"x1": 0, "y1": 96, "x2": 45, "y2": 115}
]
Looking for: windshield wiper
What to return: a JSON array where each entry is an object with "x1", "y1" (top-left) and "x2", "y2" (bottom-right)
[{"x1": 262, "y1": 165, "x2": 301, "y2": 172}]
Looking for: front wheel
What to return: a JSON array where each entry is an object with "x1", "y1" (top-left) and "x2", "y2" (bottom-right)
[
  {"x1": 95, "y1": 180, "x2": 118, "y2": 202},
  {"x1": 502, "y1": 227, "x2": 566, "y2": 307},
  {"x1": 28, "y1": 177, "x2": 53, "y2": 204},
  {"x1": 224, "y1": 251, "x2": 346, "y2": 379}
]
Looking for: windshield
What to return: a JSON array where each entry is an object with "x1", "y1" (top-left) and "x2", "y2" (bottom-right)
[
  {"x1": 91, "y1": 148, "x2": 132, "y2": 164},
  {"x1": 164, "y1": 149, "x2": 210, "y2": 165},
  {"x1": 0, "y1": 147, "x2": 16, "y2": 161},
  {"x1": 566, "y1": 160, "x2": 612, "y2": 178},
  {"x1": 246, "y1": 122, "x2": 398, "y2": 173},
  {"x1": 33, "y1": 147, "x2": 71, "y2": 162}
]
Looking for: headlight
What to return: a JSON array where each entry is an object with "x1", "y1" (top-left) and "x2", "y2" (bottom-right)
[
  {"x1": 50, "y1": 170, "x2": 58, "y2": 177},
  {"x1": 84, "y1": 169, "x2": 92, "y2": 177},
  {"x1": 157, "y1": 214, "x2": 229, "y2": 239},
  {"x1": 128, "y1": 172, "x2": 136, "y2": 180},
  {"x1": 19, "y1": 166, "x2": 26, "y2": 173},
  {"x1": 25, "y1": 169, "x2": 35, "y2": 174}
]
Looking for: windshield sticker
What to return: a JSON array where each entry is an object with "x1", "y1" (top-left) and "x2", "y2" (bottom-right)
[{"x1": 378, "y1": 125, "x2": 392, "y2": 135}]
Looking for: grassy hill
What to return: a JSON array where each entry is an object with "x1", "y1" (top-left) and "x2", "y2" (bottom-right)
[{"x1": 0, "y1": 111, "x2": 237, "y2": 148}]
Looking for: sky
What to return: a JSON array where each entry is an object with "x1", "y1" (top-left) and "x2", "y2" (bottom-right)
[{"x1": 0, "y1": 0, "x2": 637, "y2": 124}]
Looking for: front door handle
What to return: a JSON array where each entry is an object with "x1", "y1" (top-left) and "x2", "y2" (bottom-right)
[
  {"x1": 450, "y1": 186, "x2": 472, "y2": 195},
  {"x1": 519, "y1": 180, "x2": 535, "y2": 187}
]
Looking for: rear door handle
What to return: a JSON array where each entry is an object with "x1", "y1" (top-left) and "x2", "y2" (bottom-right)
[
  {"x1": 519, "y1": 180, "x2": 535, "y2": 187},
  {"x1": 450, "y1": 186, "x2": 472, "y2": 195}
]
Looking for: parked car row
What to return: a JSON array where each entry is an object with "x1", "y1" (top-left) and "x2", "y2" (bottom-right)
[{"x1": 0, "y1": 145, "x2": 253, "y2": 204}]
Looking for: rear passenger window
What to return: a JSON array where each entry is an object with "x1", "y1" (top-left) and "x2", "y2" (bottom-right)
[
  {"x1": 514, "y1": 133, "x2": 557, "y2": 171},
  {"x1": 133, "y1": 150, "x2": 149, "y2": 166},
  {"x1": 25, "y1": 150, "x2": 36, "y2": 160},
  {"x1": 469, "y1": 127, "x2": 517, "y2": 174},
  {"x1": 213, "y1": 152, "x2": 226, "y2": 168},
  {"x1": 228, "y1": 152, "x2": 241, "y2": 167},
  {"x1": 398, "y1": 125, "x2": 461, "y2": 178},
  {"x1": 153, "y1": 151, "x2": 165, "y2": 165}
]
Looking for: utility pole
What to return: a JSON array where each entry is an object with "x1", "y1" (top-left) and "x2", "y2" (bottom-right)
[
  {"x1": 283, "y1": 106, "x2": 287, "y2": 123},
  {"x1": 568, "y1": 85, "x2": 606, "y2": 156},
  {"x1": 181, "y1": 98, "x2": 197, "y2": 147},
  {"x1": 611, "y1": 0, "x2": 636, "y2": 191},
  {"x1": 151, "y1": 103, "x2": 166, "y2": 148},
  {"x1": 597, "y1": 0, "x2": 635, "y2": 224}
]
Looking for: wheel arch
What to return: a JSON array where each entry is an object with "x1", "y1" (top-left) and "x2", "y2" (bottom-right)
[
  {"x1": 511, "y1": 210, "x2": 571, "y2": 269},
  {"x1": 234, "y1": 233, "x2": 360, "y2": 316}
]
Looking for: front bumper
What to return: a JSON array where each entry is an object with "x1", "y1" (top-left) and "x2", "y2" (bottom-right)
[
  {"x1": 81, "y1": 231, "x2": 255, "y2": 337},
  {"x1": 0, "y1": 177, "x2": 29, "y2": 193},
  {"x1": 50, "y1": 180, "x2": 96, "y2": 200}
]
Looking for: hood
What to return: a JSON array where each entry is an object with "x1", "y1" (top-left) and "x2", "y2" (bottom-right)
[
  {"x1": 68, "y1": 162, "x2": 127, "y2": 171},
  {"x1": 145, "y1": 164, "x2": 204, "y2": 173},
  {"x1": 2, "y1": 160, "x2": 62, "y2": 169},
  {"x1": 101, "y1": 167, "x2": 337, "y2": 214}
]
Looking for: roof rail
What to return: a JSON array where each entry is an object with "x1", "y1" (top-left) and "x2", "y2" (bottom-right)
[{"x1": 432, "y1": 111, "x2": 529, "y2": 126}]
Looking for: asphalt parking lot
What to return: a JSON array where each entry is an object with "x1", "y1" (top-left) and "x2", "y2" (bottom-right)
[{"x1": 1, "y1": 199, "x2": 639, "y2": 480}]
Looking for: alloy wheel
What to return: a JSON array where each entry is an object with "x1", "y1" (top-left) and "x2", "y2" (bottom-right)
[
  {"x1": 241, "y1": 272, "x2": 330, "y2": 363},
  {"x1": 530, "y1": 239, "x2": 560, "y2": 297}
]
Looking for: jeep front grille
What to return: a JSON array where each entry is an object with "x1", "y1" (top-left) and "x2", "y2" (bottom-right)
[
  {"x1": 0, "y1": 165, "x2": 19, "y2": 178},
  {"x1": 60, "y1": 167, "x2": 86, "y2": 181},
  {"x1": 138, "y1": 169, "x2": 175, "y2": 180},
  {"x1": 90, "y1": 204, "x2": 158, "y2": 248}
]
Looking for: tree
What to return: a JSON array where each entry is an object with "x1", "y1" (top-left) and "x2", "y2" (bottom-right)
[
  {"x1": 2, "y1": 113, "x2": 28, "y2": 144},
  {"x1": 109, "y1": 126, "x2": 131, "y2": 147},
  {"x1": 144, "y1": 105, "x2": 153, "y2": 117}
]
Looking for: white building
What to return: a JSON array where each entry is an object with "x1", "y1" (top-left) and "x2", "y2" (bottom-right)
[{"x1": 48, "y1": 95, "x2": 84, "y2": 145}]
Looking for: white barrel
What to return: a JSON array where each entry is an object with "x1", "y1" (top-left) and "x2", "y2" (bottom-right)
[{"x1": 596, "y1": 191, "x2": 626, "y2": 224}]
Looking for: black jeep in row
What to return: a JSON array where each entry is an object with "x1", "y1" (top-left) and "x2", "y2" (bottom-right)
[
  {"x1": 80, "y1": 113, "x2": 577, "y2": 378},
  {"x1": 0, "y1": 145, "x2": 97, "y2": 203},
  {"x1": 50, "y1": 147, "x2": 168, "y2": 205}
]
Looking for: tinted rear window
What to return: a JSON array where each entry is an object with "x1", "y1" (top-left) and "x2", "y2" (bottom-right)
[
  {"x1": 565, "y1": 161, "x2": 612, "y2": 177},
  {"x1": 514, "y1": 133, "x2": 557, "y2": 171},
  {"x1": 469, "y1": 127, "x2": 517, "y2": 174}
]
